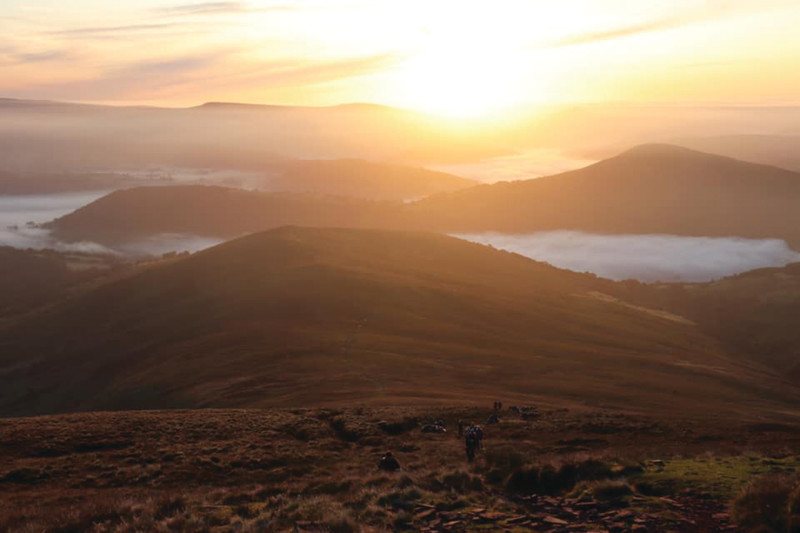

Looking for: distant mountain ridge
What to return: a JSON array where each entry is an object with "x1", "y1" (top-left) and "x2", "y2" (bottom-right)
[
  {"x1": 49, "y1": 144, "x2": 800, "y2": 249},
  {"x1": 0, "y1": 97, "x2": 509, "y2": 172},
  {"x1": 672, "y1": 135, "x2": 800, "y2": 172},
  {"x1": 272, "y1": 159, "x2": 475, "y2": 200},
  {"x1": 48, "y1": 186, "x2": 406, "y2": 244},
  {"x1": 0, "y1": 97, "x2": 406, "y2": 113},
  {"x1": 411, "y1": 143, "x2": 800, "y2": 247}
]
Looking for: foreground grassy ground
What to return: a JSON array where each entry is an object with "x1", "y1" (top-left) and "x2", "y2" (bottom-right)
[{"x1": 2, "y1": 406, "x2": 799, "y2": 532}]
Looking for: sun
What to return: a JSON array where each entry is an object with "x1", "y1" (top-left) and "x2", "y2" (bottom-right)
[
  {"x1": 389, "y1": 11, "x2": 532, "y2": 120},
  {"x1": 397, "y1": 46, "x2": 524, "y2": 119}
]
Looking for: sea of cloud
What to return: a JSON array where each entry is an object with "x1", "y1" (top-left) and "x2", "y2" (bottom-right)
[
  {"x1": 4, "y1": 193, "x2": 800, "y2": 280},
  {"x1": 0, "y1": 192, "x2": 113, "y2": 253},
  {"x1": 430, "y1": 148, "x2": 597, "y2": 183},
  {"x1": 0, "y1": 192, "x2": 222, "y2": 256},
  {"x1": 457, "y1": 231, "x2": 800, "y2": 282}
]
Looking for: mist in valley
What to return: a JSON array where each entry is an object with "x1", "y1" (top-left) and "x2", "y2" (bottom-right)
[
  {"x1": 0, "y1": 192, "x2": 110, "y2": 252},
  {"x1": 458, "y1": 231, "x2": 800, "y2": 282},
  {"x1": 0, "y1": 192, "x2": 223, "y2": 256}
]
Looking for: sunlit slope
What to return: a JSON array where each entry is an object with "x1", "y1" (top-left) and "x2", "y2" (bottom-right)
[
  {"x1": 0, "y1": 227, "x2": 793, "y2": 417},
  {"x1": 412, "y1": 144, "x2": 800, "y2": 248}
]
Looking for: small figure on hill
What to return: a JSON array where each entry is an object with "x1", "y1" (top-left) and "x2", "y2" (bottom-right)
[
  {"x1": 465, "y1": 425, "x2": 481, "y2": 462},
  {"x1": 457, "y1": 419, "x2": 464, "y2": 438},
  {"x1": 486, "y1": 413, "x2": 500, "y2": 425},
  {"x1": 378, "y1": 451, "x2": 400, "y2": 471},
  {"x1": 421, "y1": 424, "x2": 446, "y2": 433}
]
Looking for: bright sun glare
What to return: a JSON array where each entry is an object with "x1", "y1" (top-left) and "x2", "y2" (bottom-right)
[
  {"x1": 399, "y1": 46, "x2": 525, "y2": 119},
  {"x1": 387, "y1": 4, "x2": 534, "y2": 119}
]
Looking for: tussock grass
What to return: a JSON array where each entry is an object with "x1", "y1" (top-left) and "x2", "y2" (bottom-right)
[
  {"x1": 2, "y1": 406, "x2": 799, "y2": 532},
  {"x1": 732, "y1": 475, "x2": 800, "y2": 533}
]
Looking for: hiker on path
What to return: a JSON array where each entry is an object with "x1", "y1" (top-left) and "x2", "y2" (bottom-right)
[
  {"x1": 378, "y1": 451, "x2": 400, "y2": 471},
  {"x1": 465, "y1": 425, "x2": 482, "y2": 462}
]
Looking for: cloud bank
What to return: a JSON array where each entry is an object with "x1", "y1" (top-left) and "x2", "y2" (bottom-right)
[
  {"x1": 457, "y1": 231, "x2": 800, "y2": 283},
  {"x1": 0, "y1": 192, "x2": 223, "y2": 257},
  {"x1": 0, "y1": 192, "x2": 113, "y2": 253}
]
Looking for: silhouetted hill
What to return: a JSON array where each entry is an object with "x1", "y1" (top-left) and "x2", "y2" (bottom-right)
[
  {"x1": 673, "y1": 135, "x2": 800, "y2": 172},
  {"x1": 0, "y1": 159, "x2": 471, "y2": 199},
  {"x1": 0, "y1": 98, "x2": 509, "y2": 174},
  {"x1": 0, "y1": 171, "x2": 170, "y2": 195},
  {"x1": 412, "y1": 144, "x2": 800, "y2": 248},
  {"x1": 269, "y1": 159, "x2": 475, "y2": 200},
  {"x1": 51, "y1": 146, "x2": 800, "y2": 249},
  {"x1": 0, "y1": 227, "x2": 793, "y2": 417},
  {"x1": 48, "y1": 186, "x2": 406, "y2": 245}
]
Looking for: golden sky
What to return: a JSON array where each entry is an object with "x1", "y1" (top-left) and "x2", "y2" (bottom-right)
[{"x1": 2, "y1": 0, "x2": 799, "y2": 117}]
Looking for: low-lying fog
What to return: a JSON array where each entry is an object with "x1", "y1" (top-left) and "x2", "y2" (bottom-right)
[
  {"x1": 4, "y1": 193, "x2": 800, "y2": 282},
  {"x1": 430, "y1": 149, "x2": 597, "y2": 183},
  {"x1": 0, "y1": 192, "x2": 222, "y2": 255},
  {"x1": 458, "y1": 231, "x2": 800, "y2": 282},
  {"x1": 0, "y1": 192, "x2": 109, "y2": 252}
]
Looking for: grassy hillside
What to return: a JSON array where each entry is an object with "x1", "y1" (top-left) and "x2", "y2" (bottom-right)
[
  {"x1": 0, "y1": 227, "x2": 794, "y2": 417},
  {"x1": 0, "y1": 247, "x2": 122, "y2": 320},
  {"x1": 613, "y1": 262, "x2": 800, "y2": 382},
  {"x1": 412, "y1": 144, "x2": 800, "y2": 248},
  {"x1": 2, "y1": 407, "x2": 799, "y2": 532}
]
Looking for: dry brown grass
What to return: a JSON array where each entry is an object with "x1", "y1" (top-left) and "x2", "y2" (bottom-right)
[
  {"x1": 0, "y1": 406, "x2": 798, "y2": 532},
  {"x1": 732, "y1": 474, "x2": 800, "y2": 533}
]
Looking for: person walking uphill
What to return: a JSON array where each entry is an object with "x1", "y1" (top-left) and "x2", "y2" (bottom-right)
[
  {"x1": 378, "y1": 451, "x2": 400, "y2": 471},
  {"x1": 465, "y1": 426, "x2": 481, "y2": 462}
]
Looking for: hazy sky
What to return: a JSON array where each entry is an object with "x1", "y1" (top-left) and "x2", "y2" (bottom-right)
[{"x1": 2, "y1": 0, "x2": 799, "y2": 117}]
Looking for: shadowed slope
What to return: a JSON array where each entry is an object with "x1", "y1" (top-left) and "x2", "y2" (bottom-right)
[
  {"x1": 0, "y1": 227, "x2": 794, "y2": 417},
  {"x1": 0, "y1": 248, "x2": 118, "y2": 319},
  {"x1": 614, "y1": 262, "x2": 800, "y2": 382}
]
